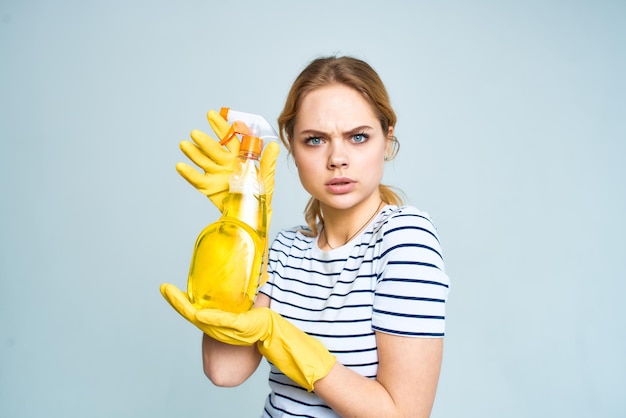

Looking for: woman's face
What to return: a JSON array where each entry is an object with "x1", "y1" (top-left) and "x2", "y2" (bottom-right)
[{"x1": 291, "y1": 83, "x2": 392, "y2": 213}]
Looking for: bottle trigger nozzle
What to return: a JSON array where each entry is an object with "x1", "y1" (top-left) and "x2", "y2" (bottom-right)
[{"x1": 219, "y1": 107, "x2": 279, "y2": 145}]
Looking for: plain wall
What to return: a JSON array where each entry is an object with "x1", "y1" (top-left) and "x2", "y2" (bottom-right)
[{"x1": 1, "y1": 0, "x2": 624, "y2": 417}]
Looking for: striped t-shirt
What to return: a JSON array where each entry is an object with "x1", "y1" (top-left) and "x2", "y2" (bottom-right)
[{"x1": 258, "y1": 205, "x2": 450, "y2": 417}]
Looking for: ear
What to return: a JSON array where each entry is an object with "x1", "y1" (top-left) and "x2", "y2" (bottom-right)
[{"x1": 385, "y1": 126, "x2": 394, "y2": 156}]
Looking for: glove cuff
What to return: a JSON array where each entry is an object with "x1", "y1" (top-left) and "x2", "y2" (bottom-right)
[{"x1": 257, "y1": 312, "x2": 336, "y2": 391}]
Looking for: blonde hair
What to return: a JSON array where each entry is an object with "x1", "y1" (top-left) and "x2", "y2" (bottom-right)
[{"x1": 278, "y1": 56, "x2": 402, "y2": 236}]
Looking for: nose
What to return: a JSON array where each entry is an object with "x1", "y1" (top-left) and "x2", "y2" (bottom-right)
[{"x1": 328, "y1": 141, "x2": 349, "y2": 169}]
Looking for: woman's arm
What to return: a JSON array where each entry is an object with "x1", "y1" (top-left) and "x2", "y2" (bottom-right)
[
  {"x1": 201, "y1": 293, "x2": 271, "y2": 386},
  {"x1": 311, "y1": 207, "x2": 447, "y2": 416},
  {"x1": 314, "y1": 333, "x2": 443, "y2": 418},
  {"x1": 195, "y1": 294, "x2": 443, "y2": 416}
]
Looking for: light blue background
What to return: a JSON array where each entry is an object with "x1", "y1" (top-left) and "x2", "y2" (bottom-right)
[{"x1": 1, "y1": 1, "x2": 624, "y2": 417}]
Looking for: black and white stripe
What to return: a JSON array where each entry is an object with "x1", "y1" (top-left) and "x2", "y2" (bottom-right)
[{"x1": 259, "y1": 205, "x2": 450, "y2": 417}]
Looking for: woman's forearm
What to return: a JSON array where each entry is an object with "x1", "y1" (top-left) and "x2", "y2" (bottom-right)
[
  {"x1": 201, "y1": 333, "x2": 262, "y2": 387},
  {"x1": 202, "y1": 293, "x2": 270, "y2": 387},
  {"x1": 313, "y1": 336, "x2": 443, "y2": 418}
]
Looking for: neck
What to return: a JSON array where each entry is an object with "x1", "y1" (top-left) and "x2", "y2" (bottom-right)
[{"x1": 321, "y1": 199, "x2": 385, "y2": 250}]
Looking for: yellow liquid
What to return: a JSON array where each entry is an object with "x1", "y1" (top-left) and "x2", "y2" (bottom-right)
[{"x1": 187, "y1": 192, "x2": 266, "y2": 312}]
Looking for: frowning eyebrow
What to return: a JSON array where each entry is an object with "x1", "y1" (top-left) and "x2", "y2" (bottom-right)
[{"x1": 297, "y1": 125, "x2": 374, "y2": 137}]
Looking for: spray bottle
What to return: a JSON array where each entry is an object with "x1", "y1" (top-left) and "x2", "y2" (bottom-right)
[{"x1": 186, "y1": 108, "x2": 278, "y2": 312}]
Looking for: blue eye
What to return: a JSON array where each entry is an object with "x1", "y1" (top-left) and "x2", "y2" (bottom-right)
[
  {"x1": 352, "y1": 133, "x2": 368, "y2": 143},
  {"x1": 306, "y1": 136, "x2": 322, "y2": 145}
]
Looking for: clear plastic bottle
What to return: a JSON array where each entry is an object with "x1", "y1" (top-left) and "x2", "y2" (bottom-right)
[{"x1": 186, "y1": 122, "x2": 267, "y2": 312}]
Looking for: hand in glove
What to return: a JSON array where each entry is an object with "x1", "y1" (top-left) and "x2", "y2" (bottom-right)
[
  {"x1": 160, "y1": 283, "x2": 336, "y2": 392},
  {"x1": 174, "y1": 110, "x2": 279, "y2": 286},
  {"x1": 160, "y1": 283, "x2": 209, "y2": 332},
  {"x1": 175, "y1": 110, "x2": 280, "y2": 221}
]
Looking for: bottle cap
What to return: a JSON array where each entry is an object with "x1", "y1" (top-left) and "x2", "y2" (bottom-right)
[{"x1": 240, "y1": 135, "x2": 263, "y2": 157}]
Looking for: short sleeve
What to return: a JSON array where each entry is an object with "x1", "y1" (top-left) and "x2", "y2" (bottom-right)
[{"x1": 372, "y1": 207, "x2": 450, "y2": 337}]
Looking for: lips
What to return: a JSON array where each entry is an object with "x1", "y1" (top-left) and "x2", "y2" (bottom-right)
[{"x1": 325, "y1": 177, "x2": 355, "y2": 194}]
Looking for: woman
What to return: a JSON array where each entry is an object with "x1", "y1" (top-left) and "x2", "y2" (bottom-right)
[{"x1": 162, "y1": 55, "x2": 450, "y2": 417}]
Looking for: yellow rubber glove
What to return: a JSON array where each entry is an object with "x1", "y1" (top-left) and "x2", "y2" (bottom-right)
[
  {"x1": 160, "y1": 283, "x2": 336, "y2": 392},
  {"x1": 175, "y1": 110, "x2": 280, "y2": 220},
  {"x1": 160, "y1": 283, "x2": 207, "y2": 331},
  {"x1": 175, "y1": 110, "x2": 279, "y2": 286}
]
